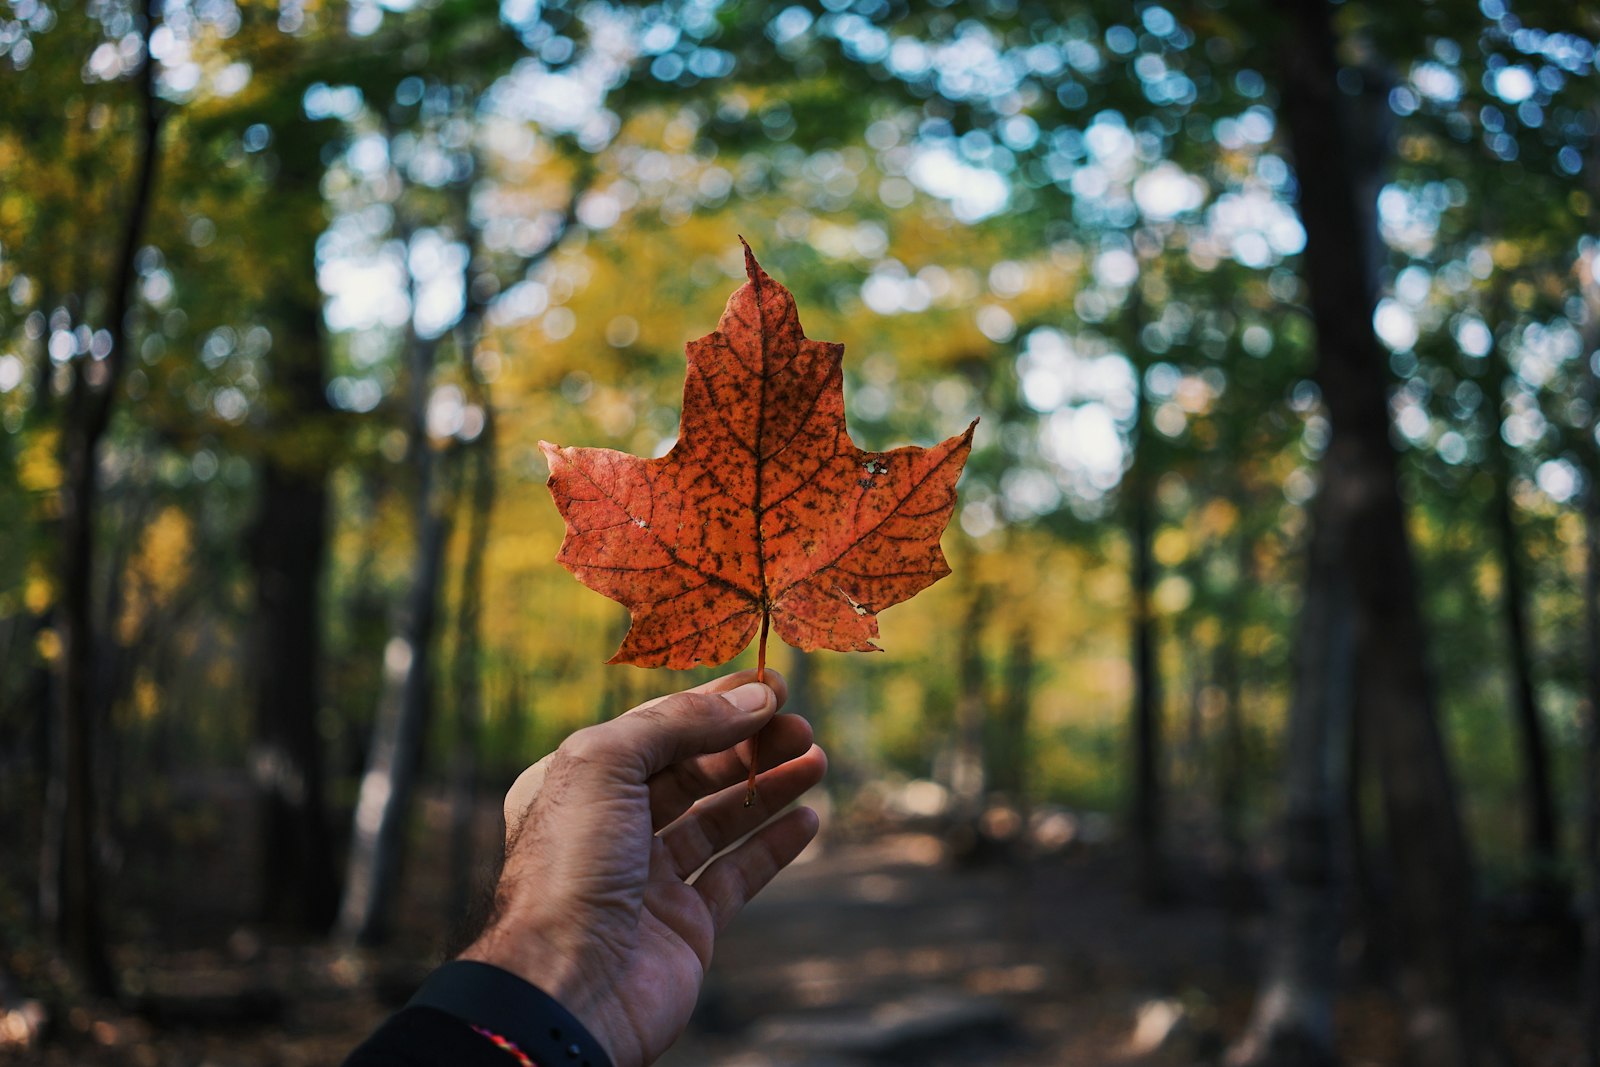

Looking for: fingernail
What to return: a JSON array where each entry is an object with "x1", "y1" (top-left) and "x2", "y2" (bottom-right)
[{"x1": 724, "y1": 682, "x2": 772, "y2": 713}]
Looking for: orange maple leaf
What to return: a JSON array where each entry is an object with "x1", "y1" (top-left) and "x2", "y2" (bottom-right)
[{"x1": 542, "y1": 239, "x2": 975, "y2": 675}]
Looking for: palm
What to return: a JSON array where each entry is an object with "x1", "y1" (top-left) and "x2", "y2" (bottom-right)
[
  {"x1": 467, "y1": 670, "x2": 827, "y2": 1067},
  {"x1": 599, "y1": 841, "x2": 722, "y2": 1065}
]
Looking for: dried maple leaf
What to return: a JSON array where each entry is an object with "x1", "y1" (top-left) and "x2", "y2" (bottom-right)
[{"x1": 542, "y1": 239, "x2": 975, "y2": 679}]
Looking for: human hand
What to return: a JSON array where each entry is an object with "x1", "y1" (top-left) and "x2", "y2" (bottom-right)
[{"x1": 459, "y1": 669, "x2": 826, "y2": 1067}]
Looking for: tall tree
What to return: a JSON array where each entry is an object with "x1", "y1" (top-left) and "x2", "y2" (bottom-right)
[
  {"x1": 338, "y1": 126, "x2": 584, "y2": 939},
  {"x1": 1230, "y1": 484, "x2": 1354, "y2": 1067},
  {"x1": 949, "y1": 570, "x2": 990, "y2": 817},
  {"x1": 1483, "y1": 283, "x2": 1561, "y2": 890},
  {"x1": 446, "y1": 415, "x2": 494, "y2": 924},
  {"x1": 249, "y1": 288, "x2": 339, "y2": 933},
  {"x1": 446, "y1": 207, "x2": 499, "y2": 924},
  {"x1": 1124, "y1": 289, "x2": 1168, "y2": 906},
  {"x1": 238, "y1": 37, "x2": 350, "y2": 934},
  {"x1": 992, "y1": 615, "x2": 1034, "y2": 802},
  {"x1": 45, "y1": 0, "x2": 163, "y2": 996},
  {"x1": 1579, "y1": 234, "x2": 1600, "y2": 1067},
  {"x1": 1272, "y1": 1, "x2": 1498, "y2": 1063},
  {"x1": 336, "y1": 214, "x2": 456, "y2": 945}
]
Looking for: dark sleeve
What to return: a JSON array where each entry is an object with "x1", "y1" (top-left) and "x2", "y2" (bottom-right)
[
  {"x1": 345, "y1": 1005, "x2": 511, "y2": 1066},
  {"x1": 344, "y1": 961, "x2": 614, "y2": 1067}
]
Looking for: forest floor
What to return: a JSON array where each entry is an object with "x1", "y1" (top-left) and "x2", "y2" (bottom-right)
[{"x1": 0, "y1": 786, "x2": 1588, "y2": 1066}]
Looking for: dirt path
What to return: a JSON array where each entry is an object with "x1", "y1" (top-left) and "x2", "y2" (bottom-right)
[
  {"x1": 5, "y1": 819, "x2": 1583, "y2": 1066},
  {"x1": 662, "y1": 831, "x2": 1256, "y2": 1067}
]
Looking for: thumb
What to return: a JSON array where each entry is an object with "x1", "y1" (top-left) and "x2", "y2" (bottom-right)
[{"x1": 574, "y1": 683, "x2": 777, "y2": 782}]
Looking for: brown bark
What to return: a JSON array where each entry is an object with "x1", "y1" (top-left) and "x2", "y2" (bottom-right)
[
  {"x1": 447, "y1": 338, "x2": 496, "y2": 924},
  {"x1": 338, "y1": 155, "x2": 583, "y2": 946},
  {"x1": 1490, "y1": 477, "x2": 1560, "y2": 872},
  {"x1": 1128, "y1": 350, "x2": 1168, "y2": 905},
  {"x1": 993, "y1": 619, "x2": 1034, "y2": 801},
  {"x1": 46, "y1": 0, "x2": 162, "y2": 996},
  {"x1": 1577, "y1": 239, "x2": 1600, "y2": 1067},
  {"x1": 1216, "y1": 491, "x2": 1252, "y2": 965},
  {"x1": 1585, "y1": 419, "x2": 1600, "y2": 1067},
  {"x1": 247, "y1": 128, "x2": 339, "y2": 933},
  {"x1": 1342, "y1": 668, "x2": 1390, "y2": 982},
  {"x1": 1230, "y1": 481, "x2": 1354, "y2": 1067},
  {"x1": 336, "y1": 311, "x2": 452, "y2": 945},
  {"x1": 250, "y1": 446, "x2": 338, "y2": 932},
  {"x1": 1483, "y1": 293, "x2": 1561, "y2": 886},
  {"x1": 950, "y1": 571, "x2": 990, "y2": 814},
  {"x1": 446, "y1": 442, "x2": 488, "y2": 923},
  {"x1": 1276, "y1": 1, "x2": 1498, "y2": 1063}
]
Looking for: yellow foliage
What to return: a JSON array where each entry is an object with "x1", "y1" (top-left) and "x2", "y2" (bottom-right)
[
  {"x1": 1153, "y1": 527, "x2": 1189, "y2": 567},
  {"x1": 1033, "y1": 740, "x2": 1115, "y2": 799},
  {"x1": 207, "y1": 657, "x2": 235, "y2": 694},
  {"x1": 119, "y1": 507, "x2": 195, "y2": 643},
  {"x1": 1241, "y1": 623, "x2": 1277, "y2": 659},
  {"x1": 1153, "y1": 574, "x2": 1193, "y2": 615},
  {"x1": 1475, "y1": 559, "x2": 1503, "y2": 603},
  {"x1": 24, "y1": 574, "x2": 53, "y2": 614},
  {"x1": 133, "y1": 676, "x2": 161, "y2": 724},
  {"x1": 1491, "y1": 240, "x2": 1523, "y2": 270},
  {"x1": 1199, "y1": 498, "x2": 1239, "y2": 537},
  {"x1": 17, "y1": 432, "x2": 61, "y2": 493}
]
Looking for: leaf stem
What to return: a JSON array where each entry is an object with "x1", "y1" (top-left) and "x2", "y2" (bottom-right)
[{"x1": 744, "y1": 609, "x2": 770, "y2": 807}]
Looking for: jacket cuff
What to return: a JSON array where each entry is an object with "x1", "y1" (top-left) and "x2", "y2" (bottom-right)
[{"x1": 406, "y1": 960, "x2": 614, "y2": 1067}]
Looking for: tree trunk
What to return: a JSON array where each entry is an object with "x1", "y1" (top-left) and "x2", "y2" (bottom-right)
[
  {"x1": 993, "y1": 619, "x2": 1033, "y2": 801},
  {"x1": 251, "y1": 452, "x2": 338, "y2": 933},
  {"x1": 1216, "y1": 496, "x2": 1252, "y2": 967},
  {"x1": 1128, "y1": 366, "x2": 1168, "y2": 905},
  {"x1": 338, "y1": 155, "x2": 580, "y2": 945},
  {"x1": 247, "y1": 135, "x2": 339, "y2": 933},
  {"x1": 1277, "y1": 2, "x2": 1498, "y2": 1063},
  {"x1": 336, "y1": 293, "x2": 452, "y2": 944},
  {"x1": 1577, "y1": 237, "x2": 1600, "y2": 1067},
  {"x1": 1230, "y1": 483, "x2": 1355, "y2": 1067},
  {"x1": 1342, "y1": 668, "x2": 1390, "y2": 983},
  {"x1": 447, "y1": 401, "x2": 495, "y2": 924},
  {"x1": 46, "y1": 0, "x2": 162, "y2": 995},
  {"x1": 1585, "y1": 416, "x2": 1600, "y2": 1067},
  {"x1": 1484, "y1": 298, "x2": 1561, "y2": 889},
  {"x1": 951, "y1": 578, "x2": 989, "y2": 815}
]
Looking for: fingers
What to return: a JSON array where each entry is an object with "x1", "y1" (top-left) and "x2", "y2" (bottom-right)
[
  {"x1": 560, "y1": 670, "x2": 792, "y2": 781},
  {"x1": 677, "y1": 667, "x2": 790, "y2": 710},
  {"x1": 660, "y1": 744, "x2": 827, "y2": 878},
  {"x1": 647, "y1": 713, "x2": 814, "y2": 830},
  {"x1": 693, "y1": 805, "x2": 820, "y2": 934},
  {"x1": 500, "y1": 669, "x2": 791, "y2": 835}
]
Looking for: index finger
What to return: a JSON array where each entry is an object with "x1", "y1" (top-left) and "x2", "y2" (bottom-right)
[
  {"x1": 650, "y1": 667, "x2": 789, "y2": 712},
  {"x1": 566, "y1": 681, "x2": 780, "y2": 787},
  {"x1": 501, "y1": 669, "x2": 791, "y2": 834}
]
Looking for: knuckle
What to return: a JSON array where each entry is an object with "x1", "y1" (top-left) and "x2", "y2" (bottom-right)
[
  {"x1": 629, "y1": 702, "x2": 673, "y2": 729},
  {"x1": 642, "y1": 692, "x2": 705, "y2": 720},
  {"x1": 559, "y1": 725, "x2": 609, "y2": 765}
]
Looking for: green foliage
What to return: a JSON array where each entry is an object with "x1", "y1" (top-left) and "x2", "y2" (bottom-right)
[{"x1": 3, "y1": 0, "x2": 1599, "y2": 931}]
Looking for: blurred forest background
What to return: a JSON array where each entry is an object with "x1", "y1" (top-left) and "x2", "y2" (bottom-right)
[{"x1": 4, "y1": 0, "x2": 1600, "y2": 1063}]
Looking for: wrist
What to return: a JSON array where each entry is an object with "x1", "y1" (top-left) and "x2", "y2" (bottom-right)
[
  {"x1": 459, "y1": 924, "x2": 588, "y2": 1013},
  {"x1": 458, "y1": 923, "x2": 619, "y2": 1063},
  {"x1": 406, "y1": 961, "x2": 614, "y2": 1067}
]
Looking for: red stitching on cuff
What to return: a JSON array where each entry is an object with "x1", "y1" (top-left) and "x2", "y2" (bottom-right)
[{"x1": 471, "y1": 1024, "x2": 539, "y2": 1067}]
